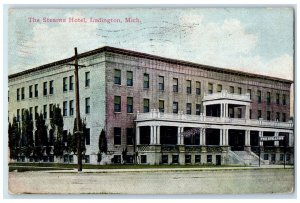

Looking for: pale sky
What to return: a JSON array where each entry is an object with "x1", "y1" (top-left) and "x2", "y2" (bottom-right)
[{"x1": 8, "y1": 8, "x2": 294, "y2": 80}]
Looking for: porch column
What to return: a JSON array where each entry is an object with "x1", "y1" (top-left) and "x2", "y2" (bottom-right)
[
  {"x1": 220, "y1": 129, "x2": 223, "y2": 146},
  {"x1": 203, "y1": 105, "x2": 206, "y2": 116},
  {"x1": 180, "y1": 127, "x2": 184, "y2": 145},
  {"x1": 136, "y1": 126, "x2": 140, "y2": 145},
  {"x1": 220, "y1": 103, "x2": 224, "y2": 117},
  {"x1": 199, "y1": 128, "x2": 203, "y2": 145},
  {"x1": 274, "y1": 132, "x2": 279, "y2": 147},
  {"x1": 289, "y1": 132, "x2": 294, "y2": 147},
  {"x1": 245, "y1": 105, "x2": 250, "y2": 119},
  {"x1": 156, "y1": 126, "x2": 160, "y2": 145},
  {"x1": 150, "y1": 126, "x2": 154, "y2": 144},
  {"x1": 245, "y1": 130, "x2": 250, "y2": 146},
  {"x1": 177, "y1": 127, "x2": 181, "y2": 145},
  {"x1": 225, "y1": 103, "x2": 228, "y2": 118},
  {"x1": 224, "y1": 129, "x2": 228, "y2": 145},
  {"x1": 153, "y1": 125, "x2": 157, "y2": 145},
  {"x1": 259, "y1": 131, "x2": 263, "y2": 146},
  {"x1": 202, "y1": 128, "x2": 206, "y2": 145}
]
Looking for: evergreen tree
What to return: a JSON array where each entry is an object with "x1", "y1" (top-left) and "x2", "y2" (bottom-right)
[
  {"x1": 51, "y1": 105, "x2": 64, "y2": 158},
  {"x1": 21, "y1": 109, "x2": 34, "y2": 158},
  {"x1": 72, "y1": 118, "x2": 86, "y2": 155},
  {"x1": 122, "y1": 148, "x2": 128, "y2": 165},
  {"x1": 8, "y1": 117, "x2": 21, "y2": 159},
  {"x1": 97, "y1": 129, "x2": 107, "y2": 163},
  {"x1": 34, "y1": 113, "x2": 48, "y2": 161}
]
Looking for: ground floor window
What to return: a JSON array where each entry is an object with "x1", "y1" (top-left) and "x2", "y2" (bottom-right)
[
  {"x1": 185, "y1": 155, "x2": 191, "y2": 164},
  {"x1": 264, "y1": 154, "x2": 269, "y2": 161},
  {"x1": 126, "y1": 155, "x2": 134, "y2": 164},
  {"x1": 141, "y1": 155, "x2": 147, "y2": 164},
  {"x1": 112, "y1": 155, "x2": 121, "y2": 164},
  {"x1": 85, "y1": 155, "x2": 90, "y2": 163},
  {"x1": 271, "y1": 154, "x2": 276, "y2": 163},
  {"x1": 162, "y1": 155, "x2": 168, "y2": 164},
  {"x1": 207, "y1": 155, "x2": 212, "y2": 163},
  {"x1": 172, "y1": 155, "x2": 179, "y2": 164},
  {"x1": 286, "y1": 154, "x2": 290, "y2": 162},
  {"x1": 195, "y1": 155, "x2": 201, "y2": 163},
  {"x1": 280, "y1": 154, "x2": 284, "y2": 161}
]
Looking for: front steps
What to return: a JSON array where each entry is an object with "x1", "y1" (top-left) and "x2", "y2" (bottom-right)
[{"x1": 228, "y1": 150, "x2": 267, "y2": 166}]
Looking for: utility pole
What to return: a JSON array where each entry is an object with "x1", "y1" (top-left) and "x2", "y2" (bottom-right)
[{"x1": 74, "y1": 47, "x2": 82, "y2": 172}]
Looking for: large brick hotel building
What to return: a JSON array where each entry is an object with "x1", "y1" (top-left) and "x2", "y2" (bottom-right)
[{"x1": 8, "y1": 46, "x2": 294, "y2": 165}]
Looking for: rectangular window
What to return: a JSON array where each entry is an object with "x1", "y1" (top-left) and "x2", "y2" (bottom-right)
[
  {"x1": 186, "y1": 80, "x2": 191, "y2": 94},
  {"x1": 143, "y1": 73, "x2": 149, "y2": 88},
  {"x1": 63, "y1": 101, "x2": 67, "y2": 116},
  {"x1": 127, "y1": 97, "x2": 133, "y2": 113},
  {"x1": 217, "y1": 84, "x2": 222, "y2": 92},
  {"x1": 280, "y1": 154, "x2": 284, "y2": 161},
  {"x1": 143, "y1": 99, "x2": 149, "y2": 113},
  {"x1": 43, "y1": 105, "x2": 47, "y2": 119},
  {"x1": 85, "y1": 155, "x2": 90, "y2": 164},
  {"x1": 29, "y1": 85, "x2": 33, "y2": 98},
  {"x1": 196, "y1": 81, "x2": 201, "y2": 95},
  {"x1": 196, "y1": 104, "x2": 201, "y2": 115},
  {"x1": 238, "y1": 87, "x2": 242, "y2": 95},
  {"x1": 276, "y1": 93, "x2": 280, "y2": 104},
  {"x1": 21, "y1": 87, "x2": 25, "y2": 100},
  {"x1": 35, "y1": 84, "x2": 38, "y2": 97},
  {"x1": 49, "y1": 104, "x2": 53, "y2": 118},
  {"x1": 69, "y1": 76, "x2": 74, "y2": 91},
  {"x1": 17, "y1": 109, "x2": 20, "y2": 122},
  {"x1": 127, "y1": 128, "x2": 134, "y2": 145},
  {"x1": 49, "y1": 80, "x2": 54, "y2": 94},
  {"x1": 85, "y1": 71, "x2": 90, "y2": 87},
  {"x1": 114, "y1": 127, "x2": 121, "y2": 145},
  {"x1": 69, "y1": 100, "x2": 74, "y2": 116},
  {"x1": 283, "y1": 94, "x2": 286, "y2": 105},
  {"x1": 114, "y1": 69, "x2": 121, "y2": 85},
  {"x1": 185, "y1": 155, "x2": 191, "y2": 164},
  {"x1": 162, "y1": 155, "x2": 168, "y2": 164},
  {"x1": 207, "y1": 155, "x2": 212, "y2": 163},
  {"x1": 258, "y1": 110, "x2": 262, "y2": 119},
  {"x1": 159, "y1": 76, "x2": 164, "y2": 91},
  {"x1": 208, "y1": 83, "x2": 213, "y2": 94},
  {"x1": 230, "y1": 86, "x2": 234, "y2": 94},
  {"x1": 126, "y1": 71, "x2": 133, "y2": 86},
  {"x1": 267, "y1": 92, "x2": 271, "y2": 105},
  {"x1": 264, "y1": 154, "x2": 269, "y2": 161},
  {"x1": 35, "y1": 106, "x2": 38, "y2": 119},
  {"x1": 29, "y1": 107, "x2": 33, "y2": 120},
  {"x1": 173, "y1": 78, "x2": 178, "y2": 92},
  {"x1": 238, "y1": 108, "x2": 242, "y2": 118},
  {"x1": 114, "y1": 96, "x2": 121, "y2": 112},
  {"x1": 43, "y1": 82, "x2": 47, "y2": 96},
  {"x1": 85, "y1": 97, "x2": 90, "y2": 114},
  {"x1": 249, "y1": 109, "x2": 252, "y2": 119},
  {"x1": 267, "y1": 111, "x2": 271, "y2": 120},
  {"x1": 257, "y1": 90, "x2": 262, "y2": 103},
  {"x1": 195, "y1": 155, "x2": 201, "y2": 163},
  {"x1": 173, "y1": 102, "x2": 178, "y2": 114},
  {"x1": 21, "y1": 109, "x2": 24, "y2": 121},
  {"x1": 85, "y1": 128, "x2": 90, "y2": 145},
  {"x1": 141, "y1": 155, "x2": 147, "y2": 164},
  {"x1": 63, "y1": 77, "x2": 68, "y2": 92},
  {"x1": 247, "y1": 89, "x2": 252, "y2": 99},
  {"x1": 159, "y1": 100, "x2": 164, "y2": 113},
  {"x1": 172, "y1": 155, "x2": 179, "y2": 164},
  {"x1": 276, "y1": 112, "x2": 280, "y2": 121},
  {"x1": 17, "y1": 88, "x2": 20, "y2": 100},
  {"x1": 186, "y1": 103, "x2": 192, "y2": 115},
  {"x1": 282, "y1": 113, "x2": 286, "y2": 122}
]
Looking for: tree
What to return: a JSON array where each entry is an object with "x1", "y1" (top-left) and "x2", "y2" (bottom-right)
[
  {"x1": 34, "y1": 113, "x2": 48, "y2": 161},
  {"x1": 122, "y1": 148, "x2": 128, "y2": 165},
  {"x1": 21, "y1": 109, "x2": 34, "y2": 158},
  {"x1": 8, "y1": 117, "x2": 21, "y2": 160},
  {"x1": 72, "y1": 118, "x2": 86, "y2": 155},
  {"x1": 97, "y1": 129, "x2": 107, "y2": 163},
  {"x1": 51, "y1": 105, "x2": 64, "y2": 158}
]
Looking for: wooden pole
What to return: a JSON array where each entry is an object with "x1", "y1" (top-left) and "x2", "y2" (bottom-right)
[{"x1": 74, "y1": 47, "x2": 82, "y2": 172}]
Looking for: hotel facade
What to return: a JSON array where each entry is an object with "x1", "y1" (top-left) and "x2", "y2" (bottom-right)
[{"x1": 8, "y1": 46, "x2": 294, "y2": 165}]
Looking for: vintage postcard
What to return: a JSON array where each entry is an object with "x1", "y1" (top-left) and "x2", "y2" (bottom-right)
[{"x1": 6, "y1": 7, "x2": 294, "y2": 195}]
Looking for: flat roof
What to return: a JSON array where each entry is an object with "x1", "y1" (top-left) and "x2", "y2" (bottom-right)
[{"x1": 8, "y1": 46, "x2": 293, "y2": 84}]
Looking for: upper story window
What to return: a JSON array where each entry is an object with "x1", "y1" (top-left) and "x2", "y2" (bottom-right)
[
  {"x1": 49, "y1": 104, "x2": 54, "y2": 118},
  {"x1": 49, "y1": 80, "x2": 54, "y2": 94},
  {"x1": 143, "y1": 73, "x2": 149, "y2": 89},
  {"x1": 159, "y1": 100, "x2": 164, "y2": 113},
  {"x1": 186, "y1": 80, "x2": 191, "y2": 94},
  {"x1": 196, "y1": 104, "x2": 201, "y2": 115},
  {"x1": 29, "y1": 107, "x2": 33, "y2": 120},
  {"x1": 34, "y1": 84, "x2": 38, "y2": 97},
  {"x1": 217, "y1": 84, "x2": 222, "y2": 93},
  {"x1": 114, "y1": 127, "x2": 121, "y2": 145},
  {"x1": 17, "y1": 88, "x2": 20, "y2": 101},
  {"x1": 159, "y1": 76, "x2": 164, "y2": 91},
  {"x1": 34, "y1": 106, "x2": 38, "y2": 119},
  {"x1": 127, "y1": 97, "x2": 133, "y2": 113},
  {"x1": 69, "y1": 76, "x2": 74, "y2": 91},
  {"x1": 114, "y1": 69, "x2": 121, "y2": 85},
  {"x1": 282, "y1": 113, "x2": 286, "y2": 122},
  {"x1": 247, "y1": 89, "x2": 252, "y2": 99},
  {"x1": 21, "y1": 87, "x2": 25, "y2": 100},
  {"x1": 267, "y1": 92, "x2": 271, "y2": 105},
  {"x1": 63, "y1": 77, "x2": 68, "y2": 92},
  {"x1": 43, "y1": 104, "x2": 47, "y2": 119},
  {"x1": 267, "y1": 111, "x2": 271, "y2": 120},
  {"x1": 43, "y1": 82, "x2": 47, "y2": 96},
  {"x1": 258, "y1": 110, "x2": 262, "y2": 119},
  {"x1": 63, "y1": 101, "x2": 68, "y2": 116},
  {"x1": 208, "y1": 83, "x2": 213, "y2": 94},
  {"x1": 238, "y1": 87, "x2": 242, "y2": 95},
  {"x1": 29, "y1": 85, "x2": 33, "y2": 98},
  {"x1": 69, "y1": 100, "x2": 74, "y2": 116},
  {"x1": 143, "y1": 98, "x2": 149, "y2": 113},
  {"x1": 186, "y1": 103, "x2": 192, "y2": 115},
  {"x1": 276, "y1": 112, "x2": 280, "y2": 121},
  {"x1": 257, "y1": 90, "x2": 262, "y2": 103},
  {"x1": 237, "y1": 108, "x2": 242, "y2": 118},
  {"x1": 85, "y1": 71, "x2": 90, "y2": 87},
  {"x1": 17, "y1": 109, "x2": 20, "y2": 122},
  {"x1": 173, "y1": 102, "x2": 178, "y2": 114},
  {"x1": 85, "y1": 128, "x2": 90, "y2": 145},
  {"x1": 276, "y1": 93, "x2": 280, "y2": 105},
  {"x1": 173, "y1": 78, "x2": 178, "y2": 92},
  {"x1": 230, "y1": 86, "x2": 234, "y2": 94},
  {"x1": 85, "y1": 97, "x2": 90, "y2": 114},
  {"x1": 114, "y1": 96, "x2": 121, "y2": 112},
  {"x1": 282, "y1": 94, "x2": 286, "y2": 105},
  {"x1": 196, "y1": 81, "x2": 201, "y2": 95},
  {"x1": 127, "y1": 71, "x2": 133, "y2": 86}
]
